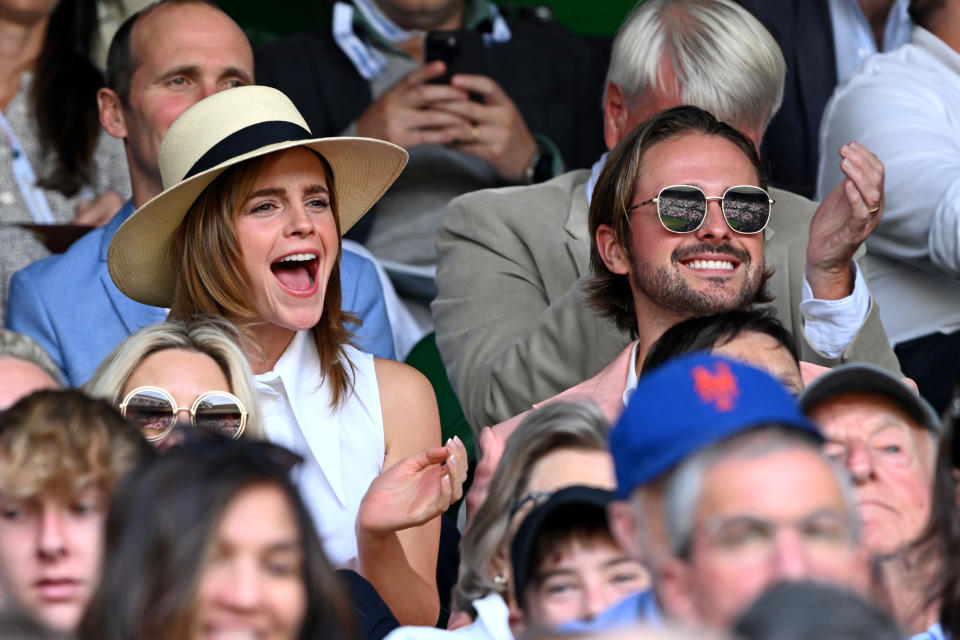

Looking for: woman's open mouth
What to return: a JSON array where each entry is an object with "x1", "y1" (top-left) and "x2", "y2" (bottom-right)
[{"x1": 270, "y1": 252, "x2": 320, "y2": 294}]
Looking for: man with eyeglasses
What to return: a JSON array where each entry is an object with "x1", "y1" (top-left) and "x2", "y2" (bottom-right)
[
  {"x1": 575, "y1": 353, "x2": 871, "y2": 631},
  {"x1": 433, "y1": 0, "x2": 899, "y2": 432}
]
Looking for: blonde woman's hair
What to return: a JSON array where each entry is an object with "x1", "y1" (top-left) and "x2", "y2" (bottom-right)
[
  {"x1": 166, "y1": 150, "x2": 356, "y2": 408},
  {"x1": 85, "y1": 316, "x2": 264, "y2": 439}
]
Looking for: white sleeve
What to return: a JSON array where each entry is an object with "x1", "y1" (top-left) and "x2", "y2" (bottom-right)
[{"x1": 799, "y1": 263, "x2": 870, "y2": 358}]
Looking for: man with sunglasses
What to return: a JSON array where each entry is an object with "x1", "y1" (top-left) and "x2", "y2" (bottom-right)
[{"x1": 433, "y1": 0, "x2": 899, "y2": 431}]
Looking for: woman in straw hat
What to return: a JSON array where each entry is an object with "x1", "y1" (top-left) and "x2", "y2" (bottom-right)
[{"x1": 107, "y1": 85, "x2": 467, "y2": 626}]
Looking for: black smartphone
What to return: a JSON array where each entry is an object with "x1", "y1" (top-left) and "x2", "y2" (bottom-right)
[{"x1": 424, "y1": 30, "x2": 488, "y2": 87}]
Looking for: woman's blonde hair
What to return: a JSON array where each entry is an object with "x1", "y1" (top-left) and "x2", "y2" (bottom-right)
[
  {"x1": 167, "y1": 150, "x2": 356, "y2": 408},
  {"x1": 85, "y1": 316, "x2": 264, "y2": 439}
]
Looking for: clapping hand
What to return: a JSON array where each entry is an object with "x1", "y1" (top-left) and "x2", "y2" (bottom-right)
[{"x1": 806, "y1": 141, "x2": 885, "y2": 299}]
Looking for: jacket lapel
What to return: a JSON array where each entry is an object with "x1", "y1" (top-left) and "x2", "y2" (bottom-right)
[{"x1": 563, "y1": 169, "x2": 593, "y2": 277}]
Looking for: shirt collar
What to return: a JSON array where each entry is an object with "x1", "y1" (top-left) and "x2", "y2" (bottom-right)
[
  {"x1": 912, "y1": 26, "x2": 960, "y2": 77},
  {"x1": 333, "y1": 0, "x2": 511, "y2": 80},
  {"x1": 585, "y1": 152, "x2": 608, "y2": 206},
  {"x1": 621, "y1": 340, "x2": 641, "y2": 407},
  {"x1": 253, "y1": 330, "x2": 315, "y2": 391}
]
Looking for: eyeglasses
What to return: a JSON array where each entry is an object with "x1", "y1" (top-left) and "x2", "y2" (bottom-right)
[
  {"x1": 119, "y1": 386, "x2": 247, "y2": 442},
  {"x1": 510, "y1": 490, "x2": 552, "y2": 517},
  {"x1": 633, "y1": 184, "x2": 774, "y2": 234},
  {"x1": 683, "y1": 510, "x2": 855, "y2": 563}
]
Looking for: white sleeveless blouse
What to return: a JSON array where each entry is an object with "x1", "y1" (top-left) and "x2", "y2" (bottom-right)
[{"x1": 253, "y1": 330, "x2": 385, "y2": 566}]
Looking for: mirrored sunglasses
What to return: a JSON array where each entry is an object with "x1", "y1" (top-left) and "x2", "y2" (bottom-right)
[
  {"x1": 634, "y1": 184, "x2": 774, "y2": 234},
  {"x1": 119, "y1": 386, "x2": 247, "y2": 443}
]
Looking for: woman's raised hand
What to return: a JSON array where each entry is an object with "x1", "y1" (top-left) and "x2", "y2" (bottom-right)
[{"x1": 357, "y1": 436, "x2": 468, "y2": 535}]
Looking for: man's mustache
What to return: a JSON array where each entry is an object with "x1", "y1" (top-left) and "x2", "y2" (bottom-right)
[{"x1": 672, "y1": 243, "x2": 752, "y2": 265}]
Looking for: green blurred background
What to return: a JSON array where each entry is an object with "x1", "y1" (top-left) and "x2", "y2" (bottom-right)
[{"x1": 219, "y1": 0, "x2": 638, "y2": 46}]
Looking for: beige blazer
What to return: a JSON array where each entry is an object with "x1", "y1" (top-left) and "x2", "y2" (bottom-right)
[{"x1": 433, "y1": 169, "x2": 900, "y2": 429}]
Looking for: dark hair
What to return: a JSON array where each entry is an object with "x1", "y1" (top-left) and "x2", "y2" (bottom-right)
[
  {"x1": 78, "y1": 440, "x2": 355, "y2": 640},
  {"x1": 733, "y1": 580, "x2": 900, "y2": 640},
  {"x1": 641, "y1": 308, "x2": 798, "y2": 374},
  {"x1": 517, "y1": 504, "x2": 616, "y2": 610},
  {"x1": 105, "y1": 0, "x2": 221, "y2": 106},
  {"x1": 587, "y1": 105, "x2": 771, "y2": 336},
  {"x1": 31, "y1": 0, "x2": 104, "y2": 196},
  {"x1": 909, "y1": 0, "x2": 947, "y2": 30},
  {"x1": 917, "y1": 386, "x2": 960, "y2": 637}
]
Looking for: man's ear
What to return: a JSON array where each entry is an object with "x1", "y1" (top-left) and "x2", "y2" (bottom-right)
[
  {"x1": 98, "y1": 88, "x2": 128, "y2": 140},
  {"x1": 603, "y1": 82, "x2": 629, "y2": 151},
  {"x1": 595, "y1": 224, "x2": 631, "y2": 276},
  {"x1": 608, "y1": 500, "x2": 643, "y2": 560},
  {"x1": 656, "y1": 556, "x2": 699, "y2": 625}
]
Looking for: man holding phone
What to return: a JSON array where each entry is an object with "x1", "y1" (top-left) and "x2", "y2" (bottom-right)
[{"x1": 256, "y1": 0, "x2": 603, "y2": 274}]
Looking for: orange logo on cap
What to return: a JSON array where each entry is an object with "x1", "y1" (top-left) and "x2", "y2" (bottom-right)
[{"x1": 691, "y1": 362, "x2": 739, "y2": 412}]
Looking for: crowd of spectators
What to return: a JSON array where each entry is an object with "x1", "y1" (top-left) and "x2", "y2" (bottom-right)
[{"x1": 0, "y1": 0, "x2": 956, "y2": 639}]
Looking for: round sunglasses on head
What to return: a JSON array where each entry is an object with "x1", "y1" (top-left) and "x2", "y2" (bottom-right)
[
  {"x1": 119, "y1": 386, "x2": 247, "y2": 442},
  {"x1": 634, "y1": 184, "x2": 774, "y2": 234}
]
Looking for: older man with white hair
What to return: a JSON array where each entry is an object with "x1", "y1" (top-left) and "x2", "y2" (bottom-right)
[{"x1": 433, "y1": 0, "x2": 898, "y2": 431}]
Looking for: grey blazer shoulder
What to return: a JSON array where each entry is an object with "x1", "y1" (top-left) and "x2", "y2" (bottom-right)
[{"x1": 434, "y1": 172, "x2": 898, "y2": 428}]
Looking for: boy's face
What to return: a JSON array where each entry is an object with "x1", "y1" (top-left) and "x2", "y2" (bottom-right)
[
  {"x1": 524, "y1": 538, "x2": 649, "y2": 628},
  {"x1": 0, "y1": 487, "x2": 107, "y2": 633}
]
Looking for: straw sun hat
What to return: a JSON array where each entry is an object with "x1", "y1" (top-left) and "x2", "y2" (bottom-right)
[{"x1": 107, "y1": 85, "x2": 408, "y2": 308}]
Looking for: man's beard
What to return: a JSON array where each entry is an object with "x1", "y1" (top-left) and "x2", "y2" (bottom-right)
[{"x1": 630, "y1": 242, "x2": 762, "y2": 317}]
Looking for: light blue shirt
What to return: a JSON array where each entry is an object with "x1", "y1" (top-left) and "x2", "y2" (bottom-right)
[
  {"x1": 827, "y1": 0, "x2": 912, "y2": 83},
  {"x1": 559, "y1": 589, "x2": 660, "y2": 633},
  {"x1": 910, "y1": 623, "x2": 946, "y2": 640}
]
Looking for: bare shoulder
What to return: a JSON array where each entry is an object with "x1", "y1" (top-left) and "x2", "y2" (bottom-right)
[
  {"x1": 373, "y1": 358, "x2": 440, "y2": 458},
  {"x1": 373, "y1": 358, "x2": 434, "y2": 402}
]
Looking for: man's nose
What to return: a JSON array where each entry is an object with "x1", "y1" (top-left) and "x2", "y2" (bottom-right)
[
  {"x1": 695, "y1": 200, "x2": 732, "y2": 242},
  {"x1": 846, "y1": 440, "x2": 875, "y2": 484},
  {"x1": 38, "y1": 507, "x2": 68, "y2": 559},
  {"x1": 769, "y1": 528, "x2": 812, "y2": 581}
]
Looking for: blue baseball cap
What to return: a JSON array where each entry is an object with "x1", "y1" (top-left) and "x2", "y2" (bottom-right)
[{"x1": 610, "y1": 353, "x2": 821, "y2": 499}]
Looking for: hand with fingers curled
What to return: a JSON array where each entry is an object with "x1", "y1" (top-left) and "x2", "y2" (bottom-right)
[
  {"x1": 356, "y1": 435, "x2": 468, "y2": 535},
  {"x1": 806, "y1": 141, "x2": 885, "y2": 300},
  {"x1": 355, "y1": 60, "x2": 472, "y2": 149},
  {"x1": 433, "y1": 73, "x2": 539, "y2": 183}
]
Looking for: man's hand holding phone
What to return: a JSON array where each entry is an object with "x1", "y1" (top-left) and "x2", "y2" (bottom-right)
[
  {"x1": 354, "y1": 60, "x2": 471, "y2": 148},
  {"x1": 354, "y1": 32, "x2": 540, "y2": 184},
  {"x1": 438, "y1": 73, "x2": 537, "y2": 183}
]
